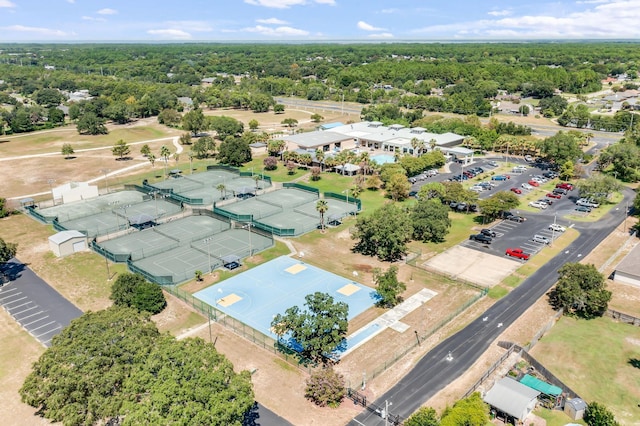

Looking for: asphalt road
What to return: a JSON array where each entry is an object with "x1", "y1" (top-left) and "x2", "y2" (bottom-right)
[
  {"x1": 350, "y1": 188, "x2": 633, "y2": 425},
  {"x1": 243, "y1": 403, "x2": 294, "y2": 426}
]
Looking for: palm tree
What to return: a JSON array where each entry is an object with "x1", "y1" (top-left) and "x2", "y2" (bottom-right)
[
  {"x1": 160, "y1": 145, "x2": 171, "y2": 179},
  {"x1": 315, "y1": 149, "x2": 325, "y2": 171},
  {"x1": 252, "y1": 175, "x2": 260, "y2": 192},
  {"x1": 216, "y1": 183, "x2": 226, "y2": 200},
  {"x1": 148, "y1": 153, "x2": 156, "y2": 168},
  {"x1": 316, "y1": 199, "x2": 329, "y2": 232}
]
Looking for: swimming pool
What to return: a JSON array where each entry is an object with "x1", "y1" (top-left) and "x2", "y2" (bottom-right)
[{"x1": 371, "y1": 154, "x2": 395, "y2": 165}]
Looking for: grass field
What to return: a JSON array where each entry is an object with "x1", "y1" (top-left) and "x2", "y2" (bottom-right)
[{"x1": 530, "y1": 316, "x2": 640, "y2": 425}]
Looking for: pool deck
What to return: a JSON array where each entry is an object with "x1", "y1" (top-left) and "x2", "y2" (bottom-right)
[{"x1": 338, "y1": 288, "x2": 437, "y2": 358}]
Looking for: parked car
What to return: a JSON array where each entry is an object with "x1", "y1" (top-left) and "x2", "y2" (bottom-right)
[
  {"x1": 527, "y1": 180, "x2": 540, "y2": 187},
  {"x1": 543, "y1": 171, "x2": 558, "y2": 179},
  {"x1": 529, "y1": 201, "x2": 548, "y2": 209},
  {"x1": 521, "y1": 183, "x2": 534, "y2": 190},
  {"x1": 546, "y1": 193, "x2": 562, "y2": 199},
  {"x1": 549, "y1": 223, "x2": 566, "y2": 232},
  {"x1": 491, "y1": 174, "x2": 509, "y2": 181},
  {"x1": 487, "y1": 161, "x2": 499, "y2": 167},
  {"x1": 469, "y1": 233, "x2": 492, "y2": 244},
  {"x1": 481, "y1": 228, "x2": 497, "y2": 238},
  {"x1": 470, "y1": 185, "x2": 484, "y2": 192},
  {"x1": 576, "y1": 198, "x2": 600, "y2": 208},
  {"x1": 553, "y1": 188, "x2": 568, "y2": 195},
  {"x1": 505, "y1": 248, "x2": 530, "y2": 260},
  {"x1": 556, "y1": 182, "x2": 574, "y2": 191},
  {"x1": 510, "y1": 187, "x2": 522, "y2": 194},
  {"x1": 506, "y1": 215, "x2": 527, "y2": 223},
  {"x1": 532, "y1": 234, "x2": 551, "y2": 244},
  {"x1": 575, "y1": 205, "x2": 592, "y2": 213},
  {"x1": 537, "y1": 198, "x2": 552, "y2": 206}
]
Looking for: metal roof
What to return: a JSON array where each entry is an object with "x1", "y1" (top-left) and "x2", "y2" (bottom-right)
[
  {"x1": 283, "y1": 131, "x2": 351, "y2": 149},
  {"x1": 48, "y1": 230, "x2": 86, "y2": 245},
  {"x1": 483, "y1": 377, "x2": 540, "y2": 420},
  {"x1": 615, "y1": 244, "x2": 640, "y2": 278},
  {"x1": 519, "y1": 374, "x2": 562, "y2": 396}
]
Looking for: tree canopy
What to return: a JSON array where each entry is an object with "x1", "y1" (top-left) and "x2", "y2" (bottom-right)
[
  {"x1": 405, "y1": 407, "x2": 439, "y2": 426},
  {"x1": 411, "y1": 198, "x2": 451, "y2": 243},
  {"x1": 0, "y1": 237, "x2": 18, "y2": 263},
  {"x1": 110, "y1": 272, "x2": 166, "y2": 314},
  {"x1": 584, "y1": 401, "x2": 620, "y2": 426},
  {"x1": 111, "y1": 139, "x2": 130, "y2": 159},
  {"x1": 217, "y1": 136, "x2": 252, "y2": 166},
  {"x1": 271, "y1": 292, "x2": 348, "y2": 363},
  {"x1": 439, "y1": 392, "x2": 489, "y2": 426},
  {"x1": 351, "y1": 203, "x2": 413, "y2": 261},
  {"x1": 550, "y1": 263, "x2": 611, "y2": 319},
  {"x1": 20, "y1": 306, "x2": 253, "y2": 426},
  {"x1": 373, "y1": 265, "x2": 406, "y2": 308},
  {"x1": 478, "y1": 191, "x2": 520, "y2": 220}
]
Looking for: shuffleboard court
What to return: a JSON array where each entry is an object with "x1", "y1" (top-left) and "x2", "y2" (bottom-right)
[{"x1": 193, "y1": 256, "x2": 377, "y2": 343}]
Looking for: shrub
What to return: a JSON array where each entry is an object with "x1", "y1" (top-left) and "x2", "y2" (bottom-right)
[
  {"x1": 305, "y1": 368, "x2": 345, "y2": 408},
  {"x1": 110, "y1": 273, "x2": 166, "y2": 314},
  {"x1": 263, "y1": 156, "x2": 278, "y2": 171}
]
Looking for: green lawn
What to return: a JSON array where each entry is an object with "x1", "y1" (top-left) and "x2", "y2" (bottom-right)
[
  {"x1": 531, "y1": 316, "x2": 640, "y2": 425},
  {"x1": 534, "y1": 407, "x2": 585, "y2": 426},
  {"x1": 565, "y1": 192, "x2": 624, "y2": 222}
]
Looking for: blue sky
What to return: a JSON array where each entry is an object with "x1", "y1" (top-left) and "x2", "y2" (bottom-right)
[{"x1": 0, "y1": 0, "x2": 638, "y2": 41}]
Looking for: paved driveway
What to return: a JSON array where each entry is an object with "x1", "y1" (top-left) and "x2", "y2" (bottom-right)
[{"x1": 0, "y1": 258, "x2": 82, "y2": 347}]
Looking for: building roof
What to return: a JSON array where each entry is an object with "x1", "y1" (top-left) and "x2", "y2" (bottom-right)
[
  {"x1": 565, "y1": 398, "x2": 587, "y2": 411},
  {"x1": 615, "y1": 243, "x2": 640, "y2": 277},
  {"x1": 283, "y1": 131, "x2": 351, "y2": 149},
  {"x1": 48, "y1": 230, "x2": 86, "y2": 245},
  {"x1": 483, "y1": 377, "x2": 540, "y2": 421},
  {"x1": 318, "y1": 122, "x2": 344, "y2": 130},
  {"x1": 519, "y1": 374, "x2": 562, "y2": 396}
]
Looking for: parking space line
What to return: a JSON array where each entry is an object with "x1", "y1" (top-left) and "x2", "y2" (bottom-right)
[
  {"x1": 23, "y1": 315, "x2": 49, "y2": 327},
  {"x1": 36, "y1": 325, "x2": 61, "y2": 338},
  {"x1": 0, "y1": 290, "x2": 22, "y2": 301},
  {"x1": 13, "y1": 305, "x2": 38, "y2": 316},
  {"x1": 18, "y1": 310, "x2": 44, "y2": 321},
  {"x1": 4, "y1": 296, "x2": 27, "y2": 306},
  {"x1": 31, "y1": 321, "x2": 57, "y2": 333},
  {"x1": 7, "y1": 300, "x2": 32, "y2": 311}
]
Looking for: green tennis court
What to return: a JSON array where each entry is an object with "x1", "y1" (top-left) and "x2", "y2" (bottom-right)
[
  {"x1": 218, "y1": 197, "x2": 283, "y2": 219},
  {"x1": 38, "y1": 191, "x2": 146, "y2": 222}
]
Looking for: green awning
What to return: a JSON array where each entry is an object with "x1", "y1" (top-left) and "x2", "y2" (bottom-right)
[{"x1": 519, "y1": 374, "x2": 562, "y2": 396}]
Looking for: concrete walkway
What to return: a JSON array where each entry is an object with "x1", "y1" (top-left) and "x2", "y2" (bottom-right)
[{"x1": 339, "y1": 288, "x2": 437, "y2": 357}]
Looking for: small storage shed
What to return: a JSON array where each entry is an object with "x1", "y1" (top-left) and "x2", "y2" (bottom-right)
[
  {"x1": 484, "y1": 377, "x2": 540, "y2": 423},
  {"x1": 613, "y1": 244, "x2": 640, "y2": 288},
  {"x1": 564, "y1": 398, "x2": 587, "y2": 420},
  {"x1": 48, "y1": 230, "x2": 88, "y2": 258},
  {"x1": 519, "y1": 374, "x2": 563, "y2": 408}
]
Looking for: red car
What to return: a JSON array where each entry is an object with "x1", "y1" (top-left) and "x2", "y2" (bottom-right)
[
  {"x1": 556, "y1": 182, "x2": 574, "y2": 190},
  {"x1": 510, "y1": 187, "x2": 522, "y2": 194},
  {"x1": 546, "y1": 193, "x2": 562, "y2": 199},
  {"x1": 527, "y1": 180, "x2": 540, "y2": 187},
  {"x1": 505, "y1": 248, "x2": 530, "y2": 260}
]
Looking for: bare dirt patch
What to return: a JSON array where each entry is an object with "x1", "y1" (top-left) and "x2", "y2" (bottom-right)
[{"x1": 424, "y1": 246, "x2": 522, "y2": 287}]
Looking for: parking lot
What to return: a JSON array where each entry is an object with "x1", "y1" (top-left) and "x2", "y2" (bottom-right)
[
  {"x1": 411, "y1": 156, "x2": 580, "y2": 261},
  {"x1": 0, "y1": 259, "x2": 82, "y2": 347}
]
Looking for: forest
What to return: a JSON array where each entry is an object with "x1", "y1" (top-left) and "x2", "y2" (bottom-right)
[{"x1": 1, "y1": 41, "x2": 639, "y2": 135}]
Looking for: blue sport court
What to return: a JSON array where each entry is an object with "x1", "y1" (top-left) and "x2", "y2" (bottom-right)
[{"x1": 193, "y1": 256, "x2": 378, "y2": 351}]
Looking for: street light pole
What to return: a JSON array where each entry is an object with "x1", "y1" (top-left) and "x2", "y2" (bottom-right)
[
  {"x1": 47, "y1": 178, "x2": 56, "y2": 205},
  {"x1": 244, "y1": 223, "x2": 253, "y2": 257}
]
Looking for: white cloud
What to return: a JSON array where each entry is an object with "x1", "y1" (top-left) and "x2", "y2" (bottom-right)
[
  {"x1": 82, "y1": 16, "x2": 106, "y2": 22},
  {"x1": 3, "y1": 25, "x2": 69, "y2": 36},
  {"x1": 413, "y1": 0, "x2": 640, "y2": 39},
  {"x1": 243, "y1": 24, "x2": 309, "y2": 36},
  {"x1": 488, "y1": 10, "x2": 511, "y2": 17},
  {"x1": 380, "y1": 8, "x2": 398, "y2": 14},
  {"x1": 147, "y1": 29, "x2": 192, "y2": 39},
  {"x1": 357, "y1": 21, "x2": 385, "y2": 31},
  {"x1": 368, "y1": 32, "x2": 394, "y2": 39},
  {"x1": 165, "y1": 21, "x2": 213, "y2": 32},
  {"x1": 244, "y1": 0, "x2": 334, "y2": 8},
  {"x1": 256, "y1": 18, "x2": 288, "y2": 24},
  {"x1": 97, "y1": 8, "x2": 117, "y2": 15},
  {"x1": 0, "y1": 0, "x2": 16, "y2": 7}
]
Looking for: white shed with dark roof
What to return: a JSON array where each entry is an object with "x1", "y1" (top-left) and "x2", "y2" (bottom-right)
[
  {"x1": 613, "y1": 244, "x2": 640, "y2": 288},
  {"x1": 48, "y1": 230, "x2": 88, "y2": 258}
]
